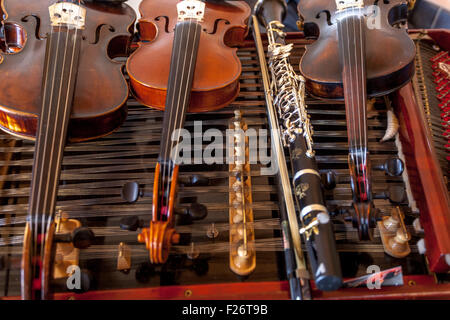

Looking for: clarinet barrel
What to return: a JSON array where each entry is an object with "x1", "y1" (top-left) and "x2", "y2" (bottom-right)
[{"x1": 256, "y1": 0, "x2": 342, "y2": 291}]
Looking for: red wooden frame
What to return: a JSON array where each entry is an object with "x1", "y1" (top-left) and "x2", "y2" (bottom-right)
[
  {"x1": 3, "y1": 276, "x2": 449, "y2": 300},
  {"x1": 394, "y1": 83, "x2": 450, "y2": 273}
]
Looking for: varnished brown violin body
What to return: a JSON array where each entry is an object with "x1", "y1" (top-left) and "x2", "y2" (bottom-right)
[
  {"x1": 0, "y1": 0, "x2": 135, "y2": 300},
  {"x1": 298, "y1": 0, "x2": 415, "y2": 99},
  {"x1": 298, "y1": 0, "x2": 415, "y2": 240},
  {"x1": 127, "y1": 0, "x2": 250, "y2": 112},
  {"x1": 0, "y1": 0, "x2": 135, "y2": 141},
  {"x1": 125, "y1": 0, "x2": 250, "y2": 265}
]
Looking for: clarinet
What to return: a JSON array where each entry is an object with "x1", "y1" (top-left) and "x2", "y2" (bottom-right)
[{"x1": 255, "y1": 0, "x2": 342, "y2": 291}]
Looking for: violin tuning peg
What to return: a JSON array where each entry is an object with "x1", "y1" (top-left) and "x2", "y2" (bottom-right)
[
  {"x1": 179, "y1": 175, "x2": 209, "y2": 187},
  {"x1": 321, "y1": 171, "x2": 337, "y2": 190},
  {"x1": 121, "y1": 181, "x2": 142, "y2": 203},
  {"x1": 175, "y1": 208, "x2": 193, "y2": 225},
  {"x1": 187, "y1": 203, "x2": 208, "y2": 221},
  {"x1": 373, "y1": 186, "x2": 406, "y2": 204},
  {"x1": 119, "y1": 215, "x2": 143, "y2": 231},
  {"x1": 72, "y1": 227, "x2": 95, "y2": 249},
  {"x1": 387, "y1": 185, "x2": 407, "y2": 204},
  {"x1": 373, "y1": 157, "x2": 404, "y2": 177}
]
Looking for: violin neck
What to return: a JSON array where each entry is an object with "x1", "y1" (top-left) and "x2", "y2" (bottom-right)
[
  {"x1": 28, "y1": 28, "x2": 82, "y2": 230},
  {"x1": 159, "y1": 21, "x2": 202, "y2": 162},
  {"x1": 338, "y1": 12, "x2": 368, "y2": 154}
]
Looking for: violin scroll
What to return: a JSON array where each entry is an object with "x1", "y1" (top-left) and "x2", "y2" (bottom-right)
[{"x1": 137, "y1": 221, "x2": 180, "y2": 264}]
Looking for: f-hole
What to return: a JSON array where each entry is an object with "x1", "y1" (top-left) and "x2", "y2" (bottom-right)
[
  {"x1": 155, "y1": 16, "x2": 170, "y2": 33},
  {"x1": 90, "y1": 24, "x2": 116, "y2": 45},
  {"x1": 21, "y1": 15, "x2": 45, "y2": 40},
  {"x1": 316, "y1": 10, "x2": 333, "y2": 26},
  {"x1": 203, "y1": 19, "x2": 230, "y2": 35}
]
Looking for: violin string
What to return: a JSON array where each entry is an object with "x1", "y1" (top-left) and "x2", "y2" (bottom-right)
[
  {"x1": 166, "y1": 20, "x2": 193, "y2": 218},
  {"x1": 31, "y1": 0, "x2": 64, "y2": 292},
  {"x1": 355, "y1": 6, "x2": 367, "y2": 198},
  {"x1": 159, "y1": 21, "x2": 186, "y2": 220},
  {"x1": 167, "y1": 17, "x2": 201, "y2": 218},
  {"x1": 160, "y1": 19, "x2": 190, "y2": 221},
  {"x1": 359, "y1": 6, "x2": 368, "y2": 195},
  {"x1": 45, "y1": 0, "x2": 82, "y2": 255},
  {"x1": 40, "y1": 0, "x2": 74, "y2": 262},
  {"x1": 341, "y1": 8, "x2": 359, "y2": 195},
  {"x1": 353, "y1": 6, "x2": 363, "y2": 196},
  {"x1": 34, "y1": 0, "x2": 82, "y2": 296}
]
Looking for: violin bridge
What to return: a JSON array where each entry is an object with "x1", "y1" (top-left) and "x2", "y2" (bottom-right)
[
  {"x1": 49, "y1": 2, "x2": 86, "y2": 29},
  {"x1": 52, "y1": 212, "x2": 81, "y2": 279},
  {"x1": 335, "y1": 0, "x2": 364, "y2": 11},
  {"x1": 228, "y1": 110, "x2": 256, "y2": 276},
  {"x1": 177, "y1": 0, "x2": 205, "y2": 22}
]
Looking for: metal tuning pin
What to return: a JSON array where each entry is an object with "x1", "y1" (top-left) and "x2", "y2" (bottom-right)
[
  {"x1": 377, "y1": 207, "x2": 411, "y2": 258},
  {"x1": 228, "y1": 111, "x2": 256, "y2": 276},
  {"x1": 187, "y1": 242, "x2": 200, "y2": 260},
  {"x1": 206, "y1": 223, "x2": 219, "y2": 239},
  {"x1": 117, "y1": 242, "x2": 132, "y2": 272}
]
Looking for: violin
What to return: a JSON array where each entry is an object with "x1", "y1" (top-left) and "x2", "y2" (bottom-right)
[
  {"x1": 0, "y1": 0, "x2": 135, "y2": 299},
  {"x1": 298, "y1": 0, "x2": 415, "y2": 240},
  {"x1": 126, "y1": 0, "x2": 250, "y2": 264}
]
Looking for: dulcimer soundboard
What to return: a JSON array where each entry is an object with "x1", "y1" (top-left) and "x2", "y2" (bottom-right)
[{"x1": 0, "y1": 30, "x2": 449, "y2": 300}]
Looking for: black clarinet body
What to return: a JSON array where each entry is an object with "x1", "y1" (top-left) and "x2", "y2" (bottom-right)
[
  {"x1": 290, "y1": 138, "x2": 342, "y2": 291},
  {"x1": 256, "y1": 0, "x2": 342, "y2": 291}
]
